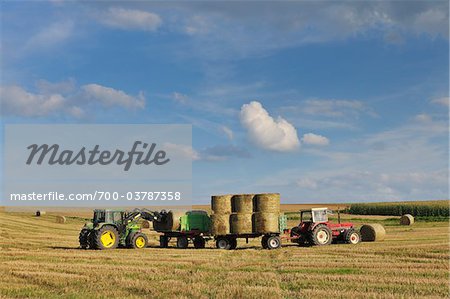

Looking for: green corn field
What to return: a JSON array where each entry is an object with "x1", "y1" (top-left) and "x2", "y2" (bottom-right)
[{"x1": 347, "y1": 200, "x2": 449, "y2": 217}]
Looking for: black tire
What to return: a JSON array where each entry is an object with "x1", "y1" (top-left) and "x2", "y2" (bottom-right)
[
  {"x1": 265, "y1": 235, "x2": 281, "y2": 250},
  {"x1": 93, "y1": 225, "x2": 119, "y2": 250},
  {"x1": 176, "y1": 236, "x2": 189, "y2": 249},
  {"x1": 309, "y1": 224, "x2": 333, "y2": 246},
  {"x1": 261, "y1": 235, "x2": 268, "y2": 249},
  {"x1": 216, "y1": 237, "x2": 231, "y2": 250},
  {"x1": 160, "y1": 235, "x2": 169, "y2": 248},
  {"x1": 229, "y1": 238, "x2": 237, "y2": 250},
  {"x1": 344, "y1": 229, "x2": 361, "y2": 245},
  {"x1": 128, "y1": 232, "x2": 148, "y2": 249},
  {"x1": 79, "y1": 229, "x2": 90, "y2": 249},
  {"x1": 193, "y1": 236, "x2": 206, "y2": 249}
]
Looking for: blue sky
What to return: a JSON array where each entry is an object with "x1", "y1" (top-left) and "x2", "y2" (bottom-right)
[{"x1": 1, "y1": 1, "x2": 449, "y2": 203}]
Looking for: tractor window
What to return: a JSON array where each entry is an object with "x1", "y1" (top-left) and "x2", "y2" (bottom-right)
[
  {"x1": 94, "y1": 211, "x2": 105, "y2": 223},
  {"x1": 112, "y1": 212, "x2": 122, "y2": 223},
  {"x1": 301, "y1": 211, "x2": 312, "y2": 222},
  {"x1": 312, "y1": 210, "x2": 328, "y2": 222}
]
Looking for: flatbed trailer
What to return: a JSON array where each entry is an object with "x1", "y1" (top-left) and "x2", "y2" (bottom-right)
[{"x1": 157, "y1": 230, "x2": 283, "y2": 250}]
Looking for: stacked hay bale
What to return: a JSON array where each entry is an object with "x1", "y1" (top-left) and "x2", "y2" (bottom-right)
[
  {"x1": 210, "y1": 193, "x2": 281, "y2": 235},
  {"x1": 210, "y1": 195, "x2": 232, "y2": 235},
  {"x1": 253, "y1": 193, "x2": 280, "y2": 233},
  {"x1": 230, "y1": 194, "x2": 253, "y2": 234},
  {"x1": 400, "y1": 214, "x2": 414, "y2": 226},
  {"x1": 141, "y1": 220, "x2": 152, "y2": 229},
  {"x1": 360, "y1": 223, "x2": 386, "y2": 242},
  {"x1": 153, "y1": 211, "x2": 183, "y2": 232}
]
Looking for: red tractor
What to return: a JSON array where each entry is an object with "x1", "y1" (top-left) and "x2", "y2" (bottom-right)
[{"x1": 289, "y1": 208, "x2": 361, "y2": 246}]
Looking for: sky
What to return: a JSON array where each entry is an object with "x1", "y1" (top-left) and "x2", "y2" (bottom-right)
[{"x1": 1, "y1": 1, "x2": 449, "y2": 204}]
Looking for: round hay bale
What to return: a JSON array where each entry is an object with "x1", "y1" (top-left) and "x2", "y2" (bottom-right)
[
  {"x1": 230, "y1": 213, "x2": 253, "y2": 234},
  {"x1": 36, "y1": 210, "x2": 46, "y2": 217},
  {"x1": 153, "y1": 211, "x2": 184, "y2": 232},
  {"x1": 55, "y1": 215, "x2": 66, "y2": 224},
  {"x1": 360, "y1": 223, "x2": 386, "y2": 242},
  {"x1": 253, "y1": 193, "x2": 280, "y2": 213},
  {"x1": 141, "y1": 220, "x2": 152, "y2": 229},
  {"x1": 210, "y1": 214, "x2": 230, "y2": 235},
  {"x1": 253, "y1": 212, "x2": 279, "y2": 233},
  {"x1": 231, "y1": 194, "x2": 254, "y2": 214},
  {"x1": 400, "y1": 214, "x2": 414, "y2": 226},
  {"x1": 211, "y1": 195, "x2": 232, "y2": 214}
]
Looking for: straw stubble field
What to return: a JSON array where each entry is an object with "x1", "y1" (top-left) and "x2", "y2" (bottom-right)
[{"x1": 0, "y1": 207, "x2": 449, "y2": 298}]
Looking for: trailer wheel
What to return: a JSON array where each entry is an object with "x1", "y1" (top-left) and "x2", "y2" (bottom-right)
[
  {"x1": 159, "y1": 235, "x2": 169, "y2": 248},
  {"x1": 216, "y1": 237, "x2": 231, "y2": 250},
  {"x1": 266, "y1": 236, "x2": 281, "y2": 250},
  {"x1": 176, "y1": 236, "x2": 189, "y2": 249},
  {"x1": 193, "y1": 236, "x2": 206, "y2": 249},
  {"x1": 261, "y1": 235, "x2": 268, "y2": 249},
  {"x1": 229, "y1": 238, "x2": 237, "y2": 250},
  {"x1": 344, "y1": 229, "x2": 361, "y2": 245}
]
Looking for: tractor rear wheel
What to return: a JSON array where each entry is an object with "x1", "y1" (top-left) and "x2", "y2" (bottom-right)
[
  {"x1": 128, "y1": 232, "x2": 148, "y2": 249},
  {"x1": 193, "y1": 236, "x2": 206, "y2": 249},
  {"x1": 344, "y1": 229, "x2": 361, "y2": 245},
  {"x1": 79, "y1": 229, "x2": 90, "y2": 249},
  {"x1": 94, "y1": 225, "x2": 119, "y2": 250},
  {"x1": 176, "y1": 236, "x2": 189, "y2": 249},
  {"x1": 216, "y1": 237, "x2": 232, "y2": 250},
  {"x1": 160, "y1": 235, "x2": 169, "y2": 248},
  {"x1": 309, "y1": 224, "x2": 333, "y2": 246},
  {"x1": 265, "y1": 235, "x2": 281, "y2": 250}
]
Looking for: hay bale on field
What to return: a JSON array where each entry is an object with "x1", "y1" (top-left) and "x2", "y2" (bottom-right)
[
  {"x1": 231, "y1": 194, "x2": 254, "y2": 214},
  {"x1": 211, "y1": 195, "x2": 232, "y2": 214},
  {"x1": 36, "y1": 210, "x2": 46, "y2": 217},
  {"x1": 360, "y1": 223, "x2": 386, "y2": 242},
  {"x1": 141, "y1": 220, "x2": 152, "y2": 229},
  {"x1": 230, "y1": 213, "x2": 253, "y2": 234},
  {"x1": 210, "y1": 214, "x2": 230, "y2": 235},
  {"x1": 153, "y1": 211, "x2": 183, "y2": 232},
  {"x1": 400, "y1": 214, "x2": 414, "y2": 226},
  {"x1": 253, "y1": 193, "x2": 280, "y2": 213},
  {"x1": 55, "y1": 215, "x2": 66, "y2": 224},
  {"x1": 253, "y1": 212, "x2": 279, "y2": 233}
]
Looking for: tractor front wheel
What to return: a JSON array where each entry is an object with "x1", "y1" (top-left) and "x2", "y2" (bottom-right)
[
  {"x1": 309, "y1": 224, "x2": 333, "y2": 246},
  {"x1": 128, "y1": 232, "x2": 148, "y2": 249},
  {"x1": 176, "y1": 236, "x2": 189, "y2": 249},
  {"x1": 94, "y1": 225, "x2": 119, "y2": 250},
  {"x1": 344, "y1": 229, "x2": 361, "y2": 245}
]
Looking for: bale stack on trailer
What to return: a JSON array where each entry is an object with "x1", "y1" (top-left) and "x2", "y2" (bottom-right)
[
  {"x1": 211, "y1": 194, "x2": 232, "y2": 235},
  {"x1": 211, "y1": 193, "x2": 285, "y2": 249}
]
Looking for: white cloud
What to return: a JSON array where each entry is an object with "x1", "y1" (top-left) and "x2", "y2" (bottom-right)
[
  {"x1": 162, "y1": 143, "x2": 200, "y2": 161},
  {"x1": 414, "y1": 113, "x2": 432, "y2": 122},
  {"x1": 0, "y1": 85, "x2": 66, "y2": 117},
  {"x1": 99, "y1": 7, "x2": 162, "y2": 31},
  {"x1": 302, "y1": 133, "x2": 330, "y2": 146},
  {"x1": 24, "y1": 21, "x2": 74, "y2": 50},
  {"x1": 82, "y1": 84, "x2": 145, "y2": 109},
  {"x1": 221, "y1": 126, "x2": 233, "y2": 140},
  {"x1": 240, "y1": 101, "x2": 300, "y2": 152},
  {"x1": 301, "y1": 99, "x2": 375, "y2": 118},
  {"x1": 172, "y1": 92, "x2": 188, "y2": 104},
  {"x1": 431, "y1": 97, "x2": 449, "y2": 107}
]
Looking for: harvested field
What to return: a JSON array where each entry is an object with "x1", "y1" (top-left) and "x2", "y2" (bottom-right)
[{"x1": 0, "y1": 206, "x2": 449, "y2": 298}]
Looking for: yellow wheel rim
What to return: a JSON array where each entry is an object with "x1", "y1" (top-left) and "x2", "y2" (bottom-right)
[
  {"x1": 135, "y1": 236, "x2": 145, "y2": 248},
  {"x1": 100, "y1": 231, "x2": 116, "y2": 248}
]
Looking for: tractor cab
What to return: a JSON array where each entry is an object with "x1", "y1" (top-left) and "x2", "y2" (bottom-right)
[
  {"x1": 93, "y1": 209, "x2": 125, "y2": 226},
  {"x1": 300, "y1": 208, "x2": 329, "y2": 223}
]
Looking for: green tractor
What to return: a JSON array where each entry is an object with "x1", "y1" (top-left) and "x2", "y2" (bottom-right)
[{"x1": 79, "y1": 208, "x2": 163, "y2": 250}]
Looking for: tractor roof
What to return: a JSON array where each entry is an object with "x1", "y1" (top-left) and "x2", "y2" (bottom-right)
[{"x1": 299, "y1": 207, "x2": 328, "y2": 212}]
